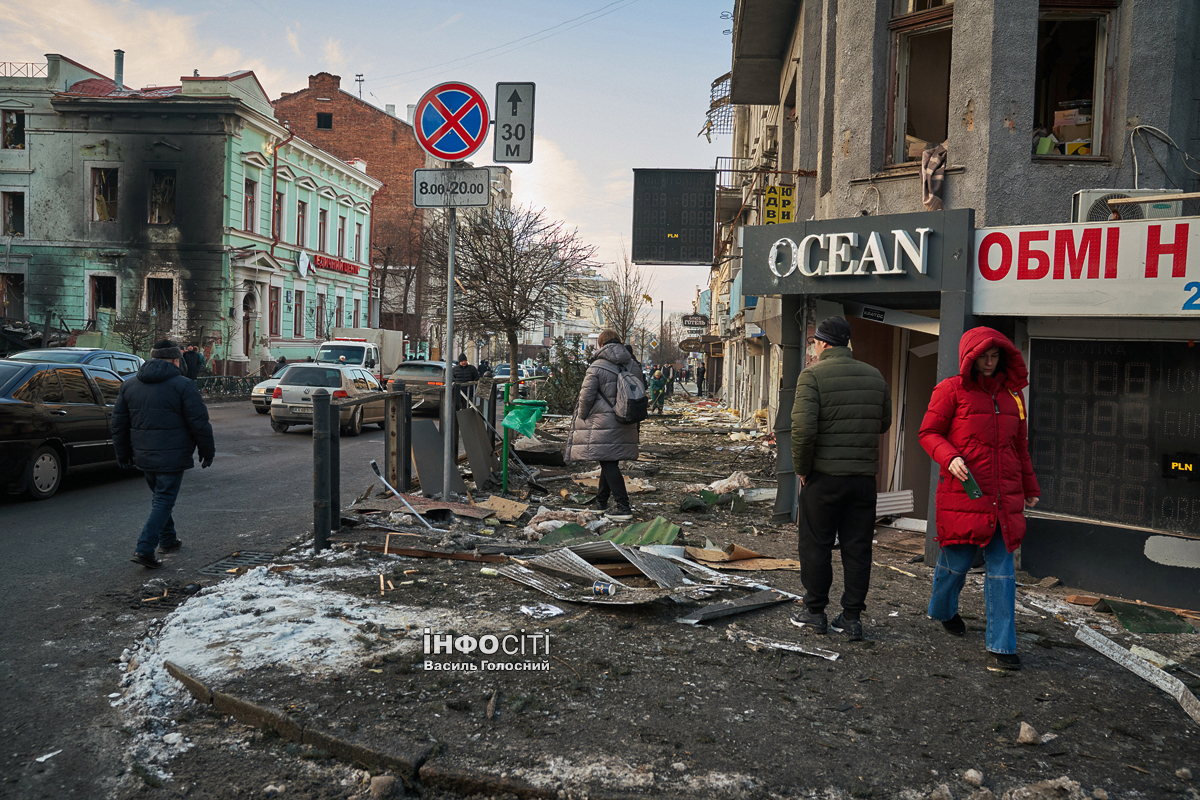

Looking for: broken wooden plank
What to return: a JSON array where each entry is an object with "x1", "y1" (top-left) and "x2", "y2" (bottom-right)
[
  {"x1": 477, "y1": 495, "x2": 529, "y2": 523},
  {"x1": 1065, "y1": 595, "x2": 1102, "y2": 607},
  {"x1": 359, "y1": 545, "x2": 505, "y2": 563},
  {"x1": 677, "y1": 590, "x2": 790, "y2": 625},
  {"x1": 1075, "y1": 625, "x2": 1200, "y2": 724}
]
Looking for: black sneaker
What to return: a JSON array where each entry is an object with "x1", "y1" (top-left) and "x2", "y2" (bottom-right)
[
  {"x1": 158, "y1": 540, "x2": 182, "y2": 553},
  {"x1": 941, "y1": 613, "x2": 966, "y2": 637},
  {"x1": 790, "y1": 607, "x2": 828, "y2": 634},
  {"x1": 605, "y1": 506, "x2": 633, "y2": 522},
  {"x1": 989, "y1": 652, "x2": 1021, "y2": 671},
  {"x1": 130, "y1": 552, "x2": 163, "y2": 569},
  {"x1": 830, "y1": 613, "x2": 864, "y2": 641}
]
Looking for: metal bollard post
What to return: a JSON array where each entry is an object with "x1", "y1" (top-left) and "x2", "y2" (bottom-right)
[
  {"x1": 329, "y1": 399, "x2": 341, "y2": 532},
  {"x1": 384, "y1": 395, "x2": 399, "y2": 488},
  {"x1": 312, "y1": 388, "x2": 331, "y2": 552}
]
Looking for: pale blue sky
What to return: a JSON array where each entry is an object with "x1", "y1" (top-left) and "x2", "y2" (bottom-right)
[{"x1": 5, "y1": 0, "x2": 732, "y2": 314}]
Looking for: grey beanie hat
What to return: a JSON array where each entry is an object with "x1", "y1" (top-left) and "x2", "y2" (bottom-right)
[
  {"x1": 814, "y1": 316, "x2": 851, "y2": 347},
  {"x1": 151, "y1": 339, "x2": 183, "y2": 360}
]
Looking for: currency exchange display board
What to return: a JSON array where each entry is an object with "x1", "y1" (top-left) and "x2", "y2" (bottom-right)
[
  {"x1": 1028, "y1": 338, "x2": 1200, "y2": 536},
  {"x1": 631, "y1": 169, "x2": 716, "y2": 265}
]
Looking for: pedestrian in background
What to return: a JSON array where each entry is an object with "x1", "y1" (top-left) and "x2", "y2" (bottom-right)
[
  {"x1": 452, "y1": 353, "x2": 479, "y2": 408},
  {"x1": 648, "y1": 370, "x2": 667, "y2": 414},
  {"x1": 181, "y1": 344, "x2": 205, "y2": 382},
  {"x1": 272, "y1": 355, "x2": 287, "y2": 375},
  {"x1": 564, "y1": 329, "x2": 638, "y2": 522},
  {"x1": 920, "y1": 327, "x2": 1039, "y2": 671},
  {"x1": 790, "y1": 317, "x2": 891, "y2": 641},
  {"x1": 696, "y1": 363, "x2": 706, "y2": 398},
  {"x1": 112, "y1": 339, "x2": 215, "y2": 569}
]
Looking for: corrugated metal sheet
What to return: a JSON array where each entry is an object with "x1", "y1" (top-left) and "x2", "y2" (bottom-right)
[
  {"x1": 876, "y1": 490, "x2": 915, "y2": 517},
  {"x1": 497, "y1": 563, "x2": 681, "y2": 606}
]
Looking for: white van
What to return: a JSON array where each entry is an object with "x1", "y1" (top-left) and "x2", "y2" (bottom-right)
[{"x1": 315, "y1": 338, "x2": 383, "y2": 382}]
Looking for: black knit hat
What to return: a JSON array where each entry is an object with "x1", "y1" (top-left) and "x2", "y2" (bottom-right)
[
  {"x1": 151, "y1": 339, "x2": 183, "y2": 360},
  {"x1": 815, "y1": 316, "x2": 851, "y2": 347},
  {"x1": 457, "y1": 353, "x2": 468, "y2": 363}
]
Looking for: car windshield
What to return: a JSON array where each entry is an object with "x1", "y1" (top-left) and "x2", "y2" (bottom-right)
[
  {"x1": 9, "y1": 350, "x2": 87, "y2": 363},
  {"x1": 316, "y1": 345, "x2": 365, "y2": 364},
  {"x1": 279, "y1": 367, "x2": 343, "y2": 388}
]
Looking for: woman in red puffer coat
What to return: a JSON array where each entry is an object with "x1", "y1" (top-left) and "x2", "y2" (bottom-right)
[{"x1": 919, "y1": 327, "x2": 1039, "y2": 671}]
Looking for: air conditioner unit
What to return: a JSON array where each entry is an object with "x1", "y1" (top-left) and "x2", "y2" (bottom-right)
[{"x1": 1070, "y1": 188, "x2": 1183, "y2": 223}]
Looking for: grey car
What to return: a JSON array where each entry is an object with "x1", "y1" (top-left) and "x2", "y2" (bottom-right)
[
  {"x1": 386, "y1": 361, "x2": 446, "y2": 415},
  {"x1": 269, "y1": 364, "x2": 386, "y2": 436},
  {"x1": 251, "y1": 365, "x2": 291, "y2": 414}
]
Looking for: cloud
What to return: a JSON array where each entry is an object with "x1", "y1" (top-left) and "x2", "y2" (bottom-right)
[
  {"x1": 431, "y1": 12, "x2": 464, "y2": 33},
  {"x1": 285, "y1": 25, "x2": 303, "y2": 59},
  {"x1": 0, "y1": 0, "x2": 296, "y2": 96},
  {"x1": 322, "y1": 38, "x2": 346, "y2": 70}
]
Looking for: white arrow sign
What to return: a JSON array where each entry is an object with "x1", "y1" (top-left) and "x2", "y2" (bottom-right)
[{"x1": 493, "y1": 82, "x2": 535, "y2": 164}]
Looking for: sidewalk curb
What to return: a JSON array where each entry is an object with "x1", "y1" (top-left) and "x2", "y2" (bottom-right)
[{"x1": 164, "y1": 661, "x2": 431, "y2": 785}]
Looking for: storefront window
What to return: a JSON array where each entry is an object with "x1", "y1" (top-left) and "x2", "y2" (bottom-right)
[{"x1": 1028, "y1": 339, "x2": 1200, "y2": 535}]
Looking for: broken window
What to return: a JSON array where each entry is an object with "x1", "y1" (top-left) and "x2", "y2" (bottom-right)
[
  {"x1": 2, "y1": 191, "x2": 24, "y2": 236},
  {"x1": 243, "y1": 179, "x2": 257, "y2": 232},
  {"x1": 272, "y1": 191, "x2": 283, "y2": 239},
  {"x1": 337, "y1": 215, "x2": 346, "y2": 258},
  {"x1": 316, "y1": 113, "x2": 333, "y2": 130},
  {"x1": 146, "y1": 277, "x2": 173, "y2": 322},
  {"x1": 318, "y1": 208, "x2": 328, "y2": 252},
  {"x1": 1, "y1": 110, "x2": 24, "y2": 150},
  {"x1": 90, "y1": 275, "x2": 117, "y2": 321},
  {"x1": 293, "y1": 289, "x2": 305, "y2": 337},
  {"x1": 353, "y1": 298, "x2": 360, "y2": 329},
  {"x1": 316, "y1": 293, "x2": 326, "y2": 337},
  {"x1": 296, "y1": 200, "x2": 308, "y2": 247},
  {"x1": 889, "y1": 3, "x2": 953, "y2": 164},
  {"x1": 354, "y1": 222, "x2": 362, "y2": 262},
  {"x1": 148, "y1": 170, "x2": 176, "y2": 224},
  {"x1": 269, "y1": 286, "x2": 281, "y2": 336},
  {"x1": 1, "y1": 272, "x2": 25, "y2": 319},
  {"x1": 335, "y1": 295, "x2": 344, "y2": 328},
  {"x1": 92, "y1": 168, "x2": 118, "y2": 221},
  {"x1": 1033, "y1": 11, "x2": 1110, "y2": 157}
]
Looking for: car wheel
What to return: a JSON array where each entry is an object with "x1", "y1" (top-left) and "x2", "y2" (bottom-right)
[
  {"x1": 255, "y1": 407, "x2": 269, "y2": 415},
  {"x1": 25, "y1": 445, "x2": 62, "y2": 500},
  {"x1": 343, "y1": 405, "x2": 363, "y2": 437},
  {"x1": 271, "y1": 421, "x2": 290, "y2": 434}
]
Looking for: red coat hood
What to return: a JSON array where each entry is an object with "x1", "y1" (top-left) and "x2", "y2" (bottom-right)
[{"x1": 957, "y1": 326, "x2": 1028, "y2": 391}]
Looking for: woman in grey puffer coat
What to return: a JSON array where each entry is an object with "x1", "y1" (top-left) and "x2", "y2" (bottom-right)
[{"x1": 565, "y1": 331, "x2": 639, "y2": 520}]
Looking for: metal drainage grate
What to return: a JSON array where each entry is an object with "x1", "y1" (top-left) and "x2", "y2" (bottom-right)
[{"x1": 198, "y1": 551, "x2": 277, "y2": 577}]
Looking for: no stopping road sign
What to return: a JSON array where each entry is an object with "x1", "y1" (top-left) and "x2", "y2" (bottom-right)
[{"x1": 414, "y1": 82, "x2": 490, "y2": 162}]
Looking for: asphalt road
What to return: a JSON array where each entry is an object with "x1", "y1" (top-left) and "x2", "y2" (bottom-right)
[{"x1": 0, "y1": 400, "x2": 393, "y2": 799}]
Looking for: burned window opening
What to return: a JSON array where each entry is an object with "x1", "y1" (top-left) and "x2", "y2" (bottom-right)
[
  {"x1": 1, "y1": 273, "x2": 25, "y2": 320},
  {"x1": 149, "y1": 170, "x2": 176, "y2": 224},
  {"x1": 2, "y1": 191, "x2": 24, "y2": 236},
  {"x1": 1034, "y1": 14, "x2": 1106, "y2": 157},
  {"x1": 90, "y1": 275, "x2": 117, "y2": 321},
  {"x1": 146, "y1": 277, "x2": 173, "y2": 322},
  {"x1": 93, "y1": 168, "x2": 118, "y2": 222},
  {"x1": 1, "y1": 110, "x2": 24, "y2": 150}
]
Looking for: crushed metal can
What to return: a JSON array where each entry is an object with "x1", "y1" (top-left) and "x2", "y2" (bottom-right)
[{"x1": 592, "y1": 580, "x2": 618, "y2": 596}]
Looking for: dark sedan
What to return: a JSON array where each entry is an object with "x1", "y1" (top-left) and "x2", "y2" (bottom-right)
[
  {"x1": 0, "y1": 360, "x2": 129, "y2": 499},
  {"x1": 7, "y1": 347, "x2": 144, "y2": 378}
]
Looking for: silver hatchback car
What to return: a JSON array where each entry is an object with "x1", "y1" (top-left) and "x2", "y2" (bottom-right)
[{"x1": 269, "y1": 364, "x2": 385, "y2": 436}]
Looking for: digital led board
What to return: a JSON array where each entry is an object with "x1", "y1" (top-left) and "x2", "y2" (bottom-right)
[
  {"x1": 1027, "y1": 338, "x2": 1200, "y2": 536},
  {"x1": 631, "y1": 169, "x2": 716, "y2": 265}
]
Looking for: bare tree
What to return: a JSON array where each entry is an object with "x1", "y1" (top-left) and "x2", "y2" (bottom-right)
[
  {"x1": 110, "y1": 284, "x2": 168, "y2": 358},
  {"x1": 659, "y1": 312, "x2": 684, "y2": 365},
  {"x1": 428, "y1": 205, "x2": 599, "y2": 384},
  {"x1": 599, "y1": 252, "x2": 654, "y2": 345},
  {"x1": 372, "y1": 207, "x2": 432, "y2": 348}
]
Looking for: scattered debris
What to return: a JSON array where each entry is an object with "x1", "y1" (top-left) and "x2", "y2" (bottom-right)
[
  {"x1": 602, "y1": 516, "x2": 680, "y2": 546},
  {"x1": 1036, "y1": 576, "x2": 1061, "y2": 589},
  {"x1": 685, "y1": 542, "x2": 802, "y2": 572},
  {"x1": 1065, "y1": 595, "x2": 1101, "y2": 607},
  {"x1": 34, "y1": 749, "x2": 62, "y2": 763},
  {"x1": 677, "y1": 590, "x2": 790, "y2": 625},
  {"x1": 572, "y1": 469, "x2": 657, "y2": 493},
  {"x1": 741, "y1": 487, "x2": 777, "y2": 503},
  {"x1": 520, "y1": 603, "x2": 565, "y2": 619},
  {"x1": 681, "y1": 471, "x2": 754, "y2": 495},
  {"x1": 1099, "y1": 598, "x2": 1195, "y2": 634},
  {"x1": 478, "y1": 495, "x2": 529, "y2": 522},
  {"x1": 537, "y1": 524, "x2": 595, "y2": 546},
  {"x1": 963, "y1": 768, "x2": 984, "y2": 787},
  {"x1": 725, "y1": 624, "x2": 840, "y2": 661},
  {"x1": 1017, "y1": 722, "x2": 1041, "y2": 745},
  {"x1": 1075, "y1": 625, "x2": 1200, "y2": 723},
  {"x1": 359, "y1": 545, "x2": 505, "y2": 563}
]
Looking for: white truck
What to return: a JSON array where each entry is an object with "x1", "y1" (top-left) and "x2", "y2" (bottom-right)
[
  {"x1": 324, "y1": 328, "x2": 406, "y2": 383},
  {"x1": 315, "y1": 337, "x2": 385, "y2": 383}
]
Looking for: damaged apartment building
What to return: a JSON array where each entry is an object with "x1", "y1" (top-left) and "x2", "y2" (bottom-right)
[
  {"x1": 705, "y1": 0, "x2": 1200, "y2": 606},
  {"x1": 0, "y1": 52, "x2": 379, "y2": 373}
]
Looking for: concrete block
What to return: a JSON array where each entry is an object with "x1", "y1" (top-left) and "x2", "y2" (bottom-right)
[{"x1": 163, "y1": 661, "x2": 212, "y2": 705}]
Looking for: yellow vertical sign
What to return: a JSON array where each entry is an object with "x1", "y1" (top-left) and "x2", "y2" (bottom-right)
[{"x1": 763, "y1": 184, "x2": 795, "y2": 225}]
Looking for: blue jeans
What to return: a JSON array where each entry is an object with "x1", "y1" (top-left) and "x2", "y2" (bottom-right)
[
  {"x1": 136, "y1": 471, "x2": 183, "y2": 557},
  {"x1": 927, "y1": 528, "x2": 1016, "y2": 655}
]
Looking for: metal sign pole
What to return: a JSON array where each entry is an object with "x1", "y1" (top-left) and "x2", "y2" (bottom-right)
[{"x1": 442, "y1": 205, "x2": 457, "y2": 498}]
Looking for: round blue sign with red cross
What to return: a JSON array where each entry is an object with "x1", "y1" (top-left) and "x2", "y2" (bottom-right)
[{"x1": 413, "y1": 82, "x2": 491, "y2": 162}]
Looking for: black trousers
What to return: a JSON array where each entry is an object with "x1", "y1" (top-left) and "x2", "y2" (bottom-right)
[
  {"x1": 595, "y1": 460, "x2": 630, "y2": 510},
  {"x1": 797, "y1": 472, "x2": 877, "y2": 617}
]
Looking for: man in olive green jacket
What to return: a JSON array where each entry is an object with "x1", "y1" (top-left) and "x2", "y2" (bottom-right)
[{"x1": 790, "y1": 316, "x2": 891, "y2": 641}]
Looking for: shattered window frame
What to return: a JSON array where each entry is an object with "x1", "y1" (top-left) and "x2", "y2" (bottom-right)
[
  {"x1": 296, "y1": 200, "x2": 307, "y2": 247},
  {"x1": 293, "y1": 289, "x2": 305, "y2": 338},
  {"x1": 272, "y1": 190, "x2": 284, "y2": 239},
  {"x1": 243, "y1": 178, "x2": 257, "y2": 233},
  {"x1": 269, "y1": 286, "x2": 281, "y2": 337},
  {"x1": 1032, "y1": 5, "x2": 1115, "y2": 160},
  {"x1": 318, "y1": 208, "x2": 328, "y2": 253},
  {"x1": 1, "y1": 110, "x2": 25, "y2": 150},
  {"x1": 316, "y1": 292, "x2": 326, "y2": 337},
  {"x1": 88, "y1": 273, "x2": 117, "y2": 322},
  {"x1": 92, "y1": 167, "x2": 119, "y2": 222},
  {"x1": 353, "y1": 297, "x2": 361, "y2": 329},
  {"x1": 145, "y1": 276, "x2": 174, "y2": 322},
  {"x1": 337, "y1": 215, "x2": 346, "y2": 258},
  {"x1": 354, "y1": 222, "x2": 362, "y2": 263},
  {"x1": 886, "y1": 4, "x2": 954, "y2": 166},
  {"x1": 148, "y1": 169, "x2": 176, "y2": 225},
  {"x1": 2, "y1": 191, "x2": 25, "y2": 236}
]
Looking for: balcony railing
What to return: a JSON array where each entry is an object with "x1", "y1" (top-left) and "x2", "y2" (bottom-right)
[{"x1": 0, "y1": 62, "x2": 48, "y2": 78}]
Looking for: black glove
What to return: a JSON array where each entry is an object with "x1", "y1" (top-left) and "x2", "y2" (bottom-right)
[
  {"x1": 117, "y1": 459, "x2": 132, "y2": 470},
  {"x1": 201, "y1": 456, "x2": 213, "y2": 469}
]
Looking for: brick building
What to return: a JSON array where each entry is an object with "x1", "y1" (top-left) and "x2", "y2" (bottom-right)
[{"x1": 273, "y1": 73, "x2": 440, "y2": 332}]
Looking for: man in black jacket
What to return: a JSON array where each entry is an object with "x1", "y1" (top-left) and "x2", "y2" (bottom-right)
[
  {"x1": 181, "y1": 345, "x2": 205, "y2": 382},
  {"x1": 112, "y1": 339, "x2": 216, "y2": 568},
  {"x1": 451, "y1": 354, "x2": 479, "y2": 408}
]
